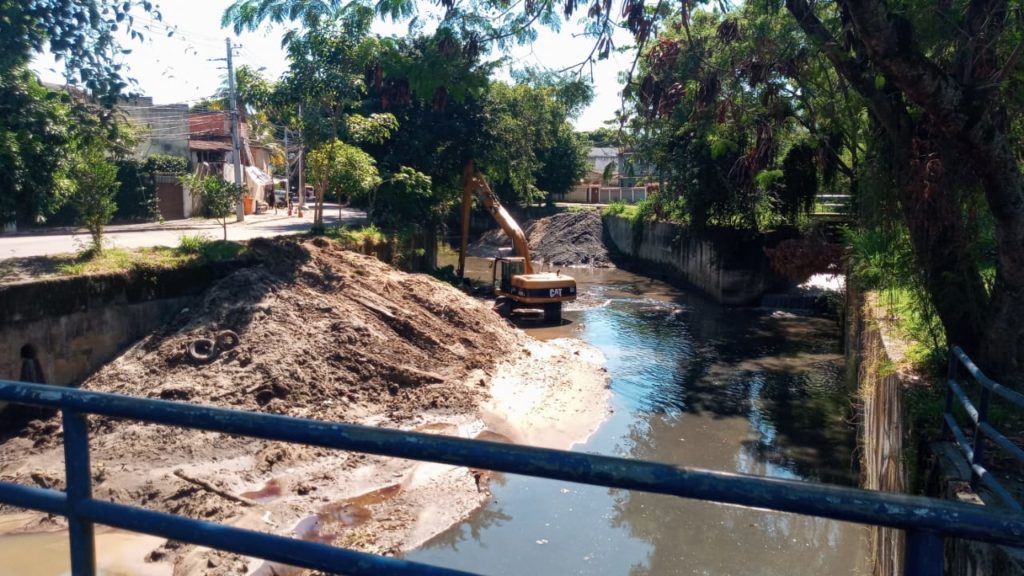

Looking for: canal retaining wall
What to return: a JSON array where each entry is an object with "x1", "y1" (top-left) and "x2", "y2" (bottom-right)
[
  {"x1": 852, "y1": 287, "x2": 1024, "y2": 576},
  {"x1": 0, "y1": 263, "x2": 240, "y2": 391},
  {"x1": 602, "y1": 216, "x2": 793, "y2": 305},
  {"x1": 851, "y1": 288, "x2": 907, "y2": 576}
]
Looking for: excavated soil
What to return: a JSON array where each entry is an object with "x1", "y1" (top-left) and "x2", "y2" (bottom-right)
[
  {"x1": 0, "y1": 236, "x2": 610, "y2": 575},
  {"x1": 469, "y1": 209, "x2": 613, "y2": 268}
]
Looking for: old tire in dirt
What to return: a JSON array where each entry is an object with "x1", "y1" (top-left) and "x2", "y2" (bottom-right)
[
  {"x1": 187, "y1": 339, "x2": 219, "y2": 364},
  {"x1": 215, "y1": 330, "x2": 240, "y2": 351},
  {"x1": 543, "y1": 303, "x2": 562, "y2": 323}
]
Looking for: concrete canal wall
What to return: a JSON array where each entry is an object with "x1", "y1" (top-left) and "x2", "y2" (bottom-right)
[
  {"x1": 602, "y1": 216, "x2": 793, "y2": 305},
  {"x1": 0, "y1": 264, "x2": 239, "y2": 390},
  {"x1": 850, "y1": 285, "x2": 1024, "y2": 576}
]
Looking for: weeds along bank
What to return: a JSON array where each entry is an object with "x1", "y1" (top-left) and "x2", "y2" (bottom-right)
[{"x1": 0, "y1": 236, "x2": 610, "y2": 574}]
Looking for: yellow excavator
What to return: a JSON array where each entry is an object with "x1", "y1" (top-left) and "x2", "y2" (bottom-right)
[{"x1": 458, "y1": 162, "x2": 576, "y2": 322}]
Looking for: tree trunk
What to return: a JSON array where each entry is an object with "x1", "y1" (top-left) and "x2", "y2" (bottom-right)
[{"x1": 886, "y1": 129, "x2": 989, "y2": 361}]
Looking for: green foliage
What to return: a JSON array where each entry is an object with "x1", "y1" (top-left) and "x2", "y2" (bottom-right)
[
  {"x1": 179, "y1": 174, "x2": 242, "y2": 241},
  {"x1": 1, "y1": 0, "x2": 161, "y2": 99},
  {"x1": 176, "y1": 234, "x2": 208, "y2": 255},
  {"x1": 307, "y1": 140, "x2": 381, "y2": 206},
  {"x1": 114, "y1": 155, "x2": 189, "y2": 221},
  {"x1": 480, "y1": 81, "x2": 589, "y2": 206},
  {"x1": 144, "y1": 155, "x2": 189, "y2": 175},
  {"x1": 326, "y1": 224, "x2": 387, "y2": 246},
  {"x1": 370, "y1": 167, "x2": 437, "y2": 229},
  {"x1": 780, "y1": 143, "x2": 818, "y2": 221},
  {"x1": 70, "y1": 145, "x2": 120, "y2": 254},
  {"x1": 602, "y1": 201, "x2": 639, "y2": 220},
  {"x1": 0, "y1": 69, "x2": 80, "y2": 226},
  {"x1": 582, "y1": 127, "x2": 626, "y2": 148},
  {"x1": 200, "y1": 240, "x2": 245, "y2": 262},
  {"x1": 849, "y1": 223, "x2": 947, "y2": 373},
  {"x1": 754, "y1": 169, "x2": 784, "y2": 191}
]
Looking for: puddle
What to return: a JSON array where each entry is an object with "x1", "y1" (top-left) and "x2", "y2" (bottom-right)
[{"x1": 0, "y1": 528, "x2": 170, "y2": 576}]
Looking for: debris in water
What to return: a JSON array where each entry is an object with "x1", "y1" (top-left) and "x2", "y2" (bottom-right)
[{"x1": 241, "y1": 478, "x2": 284, "y2": 504}]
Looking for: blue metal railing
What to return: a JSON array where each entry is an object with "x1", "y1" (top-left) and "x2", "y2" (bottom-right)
[
  {"x1": 1, "y1": 380, "x2": 1023, "y2": 575},
  {"x1": 945, "y1": 346, "x2": 1024, "y2": 512}
]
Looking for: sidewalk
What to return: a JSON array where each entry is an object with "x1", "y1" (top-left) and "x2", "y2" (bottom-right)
[
  {"x1": 2, "y1": 208, "x2": 313, "y2": 238},
  {"x1": 0, "y1": 205, "x2": 365, "y2": 260}
]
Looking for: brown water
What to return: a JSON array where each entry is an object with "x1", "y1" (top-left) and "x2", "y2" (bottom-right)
[
  {"x1": 408, "y1": 259, "x2": 869, "y2": 575},
  {"x1": 0, "y1": 527, "x2": 169, "y2": 576}
]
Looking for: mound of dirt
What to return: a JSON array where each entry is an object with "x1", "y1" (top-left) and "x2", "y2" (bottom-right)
[
  {"x1": 468, "y1": 209, "x2": 613, "y2": 268},
  {"x1": 0, "y1": 237, "x2": 610, "y2": 573},
  {"x1": 79, "y1": 236, "x2": 523, "y2": 423}
]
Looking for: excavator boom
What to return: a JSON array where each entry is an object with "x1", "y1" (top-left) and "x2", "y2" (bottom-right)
[
  {"x1": 459, "y1": 161, "x2": 533, "y2": 275},
  {"x1": 458, "y1": 161, "x2": 575, "y2": 321}
]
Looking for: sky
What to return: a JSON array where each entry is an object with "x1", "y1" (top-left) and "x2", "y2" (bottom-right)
[{"x1": 30, "y1": 0, "x2": 632, "y2": 131}]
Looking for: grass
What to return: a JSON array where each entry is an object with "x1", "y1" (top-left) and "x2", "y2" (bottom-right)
[
  {"x1": 0, "y1": 236, "x2": 248, "y2": 284},
  {"x1": 329, "y1": 224, "x2": 387, "y2": 246},
  {"x1": 602, "y1": 201, "x2": 640, "y2": 220},
  {"x1": 54, "y1": 247, "x2": 197, "y2": 276}
]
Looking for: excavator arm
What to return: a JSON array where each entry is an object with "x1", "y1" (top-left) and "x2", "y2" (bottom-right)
[{"x1": 458, "y1": 161, "x2": 534, "y2": 277}]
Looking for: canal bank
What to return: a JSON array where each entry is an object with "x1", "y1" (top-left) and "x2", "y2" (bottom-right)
[{"x1": 412, "y1": 259, "x2": 868, "y2": 575}]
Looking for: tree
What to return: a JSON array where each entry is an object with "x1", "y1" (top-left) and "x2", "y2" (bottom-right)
[
  {"x1": 70, "y1": 144, "x2": 119, "y2": 253},
  {"x1": 180, "y1": 175, "x2": 242, "y2": 241},
  {"x1": 480, "y1": 81, "x2": 590, "y2": 206},
  {"x1": 569, "y1": 0, "x2": 1024, "y2": 377},
  {"x1": 0, "y1": 70, "x2": 76, "y2": 226},
  {"x1": 777, "y1": 0, "x2": 1024, "y2": 379},
  {"x1": 306, "y1": 140, "x2": 381, "y2": 228},
  {"x1": 2, "y1": 1, "x2": 162, "y2": 99}
]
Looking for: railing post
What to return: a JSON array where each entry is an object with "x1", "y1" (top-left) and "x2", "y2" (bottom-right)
[
  {"x1": 904, "y1": 529, "x2": 944, "y2": 576},
  {"x1": 971, "y1": 385, "x2": 992, "y2": 490},
  {"x1": 63, "y1": 409, "x2": 95, "y2": 576},
  {"x1": 944, "y1": 349, "x2": 956, "y2": 440}
]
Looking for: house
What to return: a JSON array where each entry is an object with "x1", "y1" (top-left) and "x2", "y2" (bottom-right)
[
  {"x1": 557, "y1": 147, "x2": 657, "y2": 204},
  {"x1": 188, "y1": 110, "x2": 275, "y2": 212},
  {"x1": 117, "y1": 96, "x2": 193, "y2": 220},
  {"x1": 587, "y1": 147, "x2": 620, "y2": 182},
  {"x1": 119, "y1": 96, "x2": 190, "y2": 158}
]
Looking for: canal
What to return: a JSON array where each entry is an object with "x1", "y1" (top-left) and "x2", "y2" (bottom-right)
[{"x1": 408, "y1": 261, "x2": 869, "y2": 575}]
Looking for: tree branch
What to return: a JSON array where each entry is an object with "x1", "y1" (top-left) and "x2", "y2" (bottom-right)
[
  {"x1": 785, "y1": 0, "x2": 907, "y2": 139},
  {"x1": 841, "y1": 0, "x2": 970, "y2": 131}
]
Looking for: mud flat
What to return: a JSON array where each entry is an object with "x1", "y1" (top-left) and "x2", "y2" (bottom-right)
[{"x1": 0, "y1": 237, "x2": 609, "y2": 575}]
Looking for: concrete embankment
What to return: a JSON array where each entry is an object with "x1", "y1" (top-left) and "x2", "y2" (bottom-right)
[
  {"x1": 849, "y1": 285, "x2": 1024, "y2": 576},
  {"x1": 0, "y1": 261, "x2": 246, "y2": 390},
  {"x1": 602, "y1": 216, "x2": 794, "y2": 305}
]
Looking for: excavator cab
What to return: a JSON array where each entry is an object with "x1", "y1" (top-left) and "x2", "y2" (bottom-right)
[
  {"x1": 495, "y1": 255, "x2": 524, "y2": 295},
  {"x1": 491, "y1": 256, "x2": 576, "y2": 322}
]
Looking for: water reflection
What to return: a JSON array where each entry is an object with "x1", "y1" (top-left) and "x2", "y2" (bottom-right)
[{"x1": 408, "y1": 261, "x2": 867, "y2": 575}]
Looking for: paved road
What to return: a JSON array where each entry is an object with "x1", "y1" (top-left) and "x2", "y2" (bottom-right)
[{"x1": 0, "y1": 204, "x2": 367, "y2": 259}]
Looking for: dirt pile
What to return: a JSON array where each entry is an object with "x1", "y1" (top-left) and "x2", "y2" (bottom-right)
[
  {"x1": 469, "y1": 209, "x2": 613, "y2": 268},
  {"x1": 80, "y1": 236, "x2": 522, "y2": 423},
  {"x1": 0, "y1": 236, "x2": 611, "y2": 574}
]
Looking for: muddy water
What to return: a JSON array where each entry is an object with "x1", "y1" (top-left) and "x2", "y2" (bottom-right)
[
  {"x1": 0, "y1": 527, "x2": 170, "y2": 576},
  {"x1": 408, "y1": 259, "x2": 869, "y2": 575}
]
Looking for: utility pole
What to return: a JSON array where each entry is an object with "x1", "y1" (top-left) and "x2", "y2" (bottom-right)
[
  {"x1": 283, "y1": 127, "x2": 291, "y2": 213},
  {"x1": 297, "y1": 104, "x2": 306, "y2": 213},
  {"x1": 226, "y1": 37, "x2": 244, "y2": 223}
]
